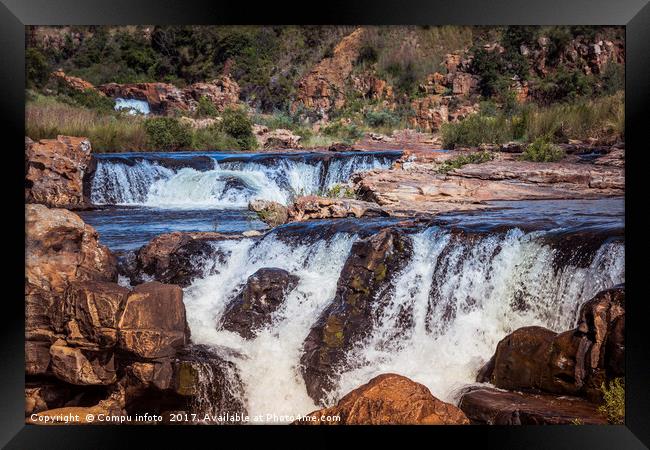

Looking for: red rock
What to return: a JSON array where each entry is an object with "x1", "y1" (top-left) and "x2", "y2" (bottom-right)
[
  {"x1": 295, "y1": 374, "x2": 469, "y2": 425},
  {"x1": 25, "y1": 135, "x2": 93, "y2": 208}
]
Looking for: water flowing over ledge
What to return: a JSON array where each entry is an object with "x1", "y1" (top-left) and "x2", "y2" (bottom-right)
[
  {"x1": 89, "y1": 151, "x2": 400, "y2": 209},
  {"x1": 180, "y1": 219, "x2": 624, "y2": 421}
]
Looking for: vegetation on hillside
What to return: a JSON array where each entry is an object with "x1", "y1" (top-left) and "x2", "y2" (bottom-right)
[{"x1": 26, "y1": 25, "x2": 624, "y2": 152}]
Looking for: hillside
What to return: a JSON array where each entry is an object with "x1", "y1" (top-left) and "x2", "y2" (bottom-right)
[{"x1": 26, "y1": 25, "x2": 624, "y2": 152}]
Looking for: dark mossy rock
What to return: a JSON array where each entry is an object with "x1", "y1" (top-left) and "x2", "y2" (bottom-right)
[
  {"x1": 300, "y1": 227, "x2": 413, "y2": 403},
  {"x1": 220, "y1": 268, "x2": 299, "y2": 339}
]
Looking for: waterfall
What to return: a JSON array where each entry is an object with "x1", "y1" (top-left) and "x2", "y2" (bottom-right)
[
  {"x1": 89, "y1": 152, "x2": 397, "y2": 208},
  {"x1": 182, "y1": 223, "x2": 624, "y2": 422},
  {"x1": 114, "y1": 97, "x2": 151, "y2": 115}
]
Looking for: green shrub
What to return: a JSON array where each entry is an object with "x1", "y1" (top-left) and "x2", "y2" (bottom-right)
[
  {"x1": 599, "y1": 378, "x2": 625, "y2": 425},
  {"x1": 144, "y1": 117, "x2": 192, "y2": 151},
  {"x1": 364, "y1": 110, "x2": 401, "y2": 129},
  {"x1": 441, "y1": 114, "x2": 512, "y2": 148},
  {"x1": 221, "y1": 107, "x2": 256, "y2": 150},
  {"x1": 324, "y1": 183, "x2": 356, "y2": 199},
  {"x1": 322, "y1": 121, "x2": 365, "y2": 144},
  {"x1": 190, "y1": 124, "x2": 240, "y2": 150},
  {"x1": 437, "y1": 150, "x2": 494, "y2": 174},
  {"x1": 521, "y1": 137, "x2": 565, "y2": 162},
  {"x1": 196, "y1": 95, "x2": 218, "y2": 118},
  {"x1": 26, "y1": 48, "x2": 50, "y2": 88}
]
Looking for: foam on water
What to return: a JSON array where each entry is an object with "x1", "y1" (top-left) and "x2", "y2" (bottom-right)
[{"x1": 182, "y1": 225, "x2": 624, "y2": 421}]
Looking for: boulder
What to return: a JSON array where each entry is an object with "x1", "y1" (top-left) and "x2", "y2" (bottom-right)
[
  {"x1": 253, "y1": 127, "x2": 302, "y2": 150},
  {"x1": 49, "y1": 343, "x2": 116, "y2": 385},
  {"x1": 408, "y1": 95, "x2": 449, "y2": 132},
  {"x1": 51, "y1": 281, "x2": 130, "y2": 348},
  {"x1": 25, "y1": 341, "x2": 53, "y2": 376},
  {"x1": 135, "y1": 231, "x2": 235, "y2": 287},
  {"x1": 458, "y1": 386, "x2": 607, "y2": 425},
  {"x1": 295, "y1": 374, "x2": 469, "y2": 425},
  {"x1": 117, "y1": 282, "x2": 189, "y2": 359},
  {"x1": 300, "y1": 228, "x2": 412, "y2": 402},
  {"x1": 478, "y1": 285, "x2": 625, "y2": 400},
  {"x1": 27, "y1": 389, "x2": 125, "y2": 425},
  {"x1": 249, "y1": 199, "x2": 289, "y2": 227},
  {"x1": 98, "y1": 82, "x2": 187, "y2": 115},
  {"x1": 328, "y1": 143, "x2": 354, "y2": 152},
  {"x1": 51, "y1": 70, "x2": 103, "y2": 95},
  {"x1": 25, "y1": 135, "x2": 93, "y2": 208},
  {"x1": 220, "y1": 268, "x2": 299, "y2": 339}
]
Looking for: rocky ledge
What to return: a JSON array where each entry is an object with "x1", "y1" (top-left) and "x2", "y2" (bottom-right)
[{"x1": 25, "y1": 205, "x2": 245, "y2": 423}]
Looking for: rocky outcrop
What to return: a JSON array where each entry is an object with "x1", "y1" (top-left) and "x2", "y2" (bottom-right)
[
  {"x1": 300, "y1": 228, "x2": 412, "y2": 402},
  {"x1": 118, "y1": 282, "x2": 189, "y2": 359},
  {"x1": 51, "y1": 70, "x2": 104, "y2": 95},
  {"x1": 132, "y1": 231, "x2": 241, "y2": 287},
  {"x1": 295, "y1": 374, "x2": 469, "y2": 425},
  {"x1": 26, "y1": 204, "x2": 117, "y2": 342},
  {"x1": 98, "y1": 75, "x2": 240, "y2": 116},
  {"x1": 253, "y1": 125, "x2": 303, "y2": 150},
  {"x1": 25, "y1": 135, "x2": 94, "y2": 208},
  {"x1": 220, "y1": 268, "x2": 299, "y2": 339},
  {"x1": 354, "y1": 156, "x2": 624, "y2": 216},
  {"x1": 459, "y1": 387, "x2": 607, "y2": 425},
  {"x1": 409, "y1": 96, "x2": 449, "y2": 132},
  {"x1": 291, "y1": 28, "x2": 366, "y2": 120},
  {"x1": 288, "y1": 195, "x2": 389, "y2": 222},
  {"x1": 476, "y1": 285, "x2": 624, "y2": 401},
  {"x1": 248, "y1": 199, "x2": 289, "y2": 227},
  {"x1": 49, "y1": 342, "x2": 116, "y2": 385}
]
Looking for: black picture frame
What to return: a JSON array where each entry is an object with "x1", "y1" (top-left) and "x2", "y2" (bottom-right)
[{"x1": 3, "y1": 0, "x2": 648, "y2": 447}]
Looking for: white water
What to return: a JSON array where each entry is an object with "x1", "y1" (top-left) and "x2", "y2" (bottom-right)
[
  {"x1": 183, "y1": 226, "x2": 624, "y2": 422},
  {"x1": 114, "y1": 97, "x2": 151, "y2": 115},
  {"x1": 90, "y1": 155, "x2": 393, "y2": 209}
]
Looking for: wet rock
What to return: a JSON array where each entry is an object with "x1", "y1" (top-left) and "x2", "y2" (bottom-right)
[
  {"x1": 328, "y1": 143, "x2": 354, "y2": 152},
  {"x1": 221, "y1": 268, "x2": 299, "y2": 339},
  {"x1": 289, "y1": 195, "x2": 388, "y2": 221},
  {"x1": 249, "y1": 199, "x2": 289, "y2": 227},
  {"x1": 478, "y1": 285, "x2": 625, "y2": 400},
  {"x1": 458, "y1": 386, "x2": 607, "y2": 425},
  {"x1": 117, "y1": 282, "x2": 189, "y2": 359},
  {"x1": 295, "y1": 374, "x2": 469, "y2": 425},
  {"x1": 50, "y1": 281, "x2": 130, "y2": 349},
  {"x1": 49, "y1": 343, "x2": 116, "y2": 385},
  {"x1": 300, "y1": 228, "x2": 412, "y2": 403},
  {"x1": 25, "y1": 135, "x2": 93, "y2": 208},
  {"x1": 135, "y1": 231, "x2": 235, "y2": 287}
]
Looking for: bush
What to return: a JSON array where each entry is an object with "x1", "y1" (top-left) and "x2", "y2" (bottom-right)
[
  {"x1": 26, "y1": 48, "x2": 50, "y2": 88},
  {"x1": 521, "y1": 137, "x2": 565, "y2": 162},
  {"x1": 144, "y1": 117, "x2": 192, "y2": 151},
  {"x1": 599, "y1": 378, "x2": 624, "y2": 425},
  {"x1": 190, "y1": 124, "x2": 240, "y2": 150},
  {"x1": 322, "y1": 121, "x2": 365, "y2": 144},
  {"x1": 221, "y1": 107, "x2": 256, "y2": 150},
  {"x1": 196, "y1": 95, "x2": 218, "y2": 118},
  {"x1": 441, "y1": 114, "x2": 512, "y2": 148},
  {"x1": 324, "y1": 183, "x2": 356, "y2": 199},
  {"x1": 364, "y1": 110, "x2": 401, "y2": 129},
  {"x1": 437, "y1": 150, "x2": 494, "y2": 174}
]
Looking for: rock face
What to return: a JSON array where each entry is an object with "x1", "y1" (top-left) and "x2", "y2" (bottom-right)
[
  {"x1": 49, "y1": 343, "x2": 116, "y2": 385},
  {"x1": 25, "y1": 135, "x2": 93, "y2": 208},
  {"x1": 249, "y1": 199, "x2": 289, "y2": 227},
  {"x1": 291, "y1": 28, "x2": 366, "y2": 119},
  {"x1": 288, "y1": 195, "x2": 388, "y2": 222},
  {"x1": 477, "y1": 285, "x2": 624, "y2": 401},
  {"x1": 133, "y1": 231, "x2": 238, "y2": 287},
  {"x1": 26, "y1": 204, "x2": 117, "y2": 338},
  {"x1": 459, "y1": 387, "x2": 607, "y2": 425},
  {"x1": 98, "y1": 75, "x2": 240, "y2": 116},
  {"x1": 295, "y1": 374, "x2": 469, "y2": 425},
  {"x1": 51, "y1": 70, "x2": 103, "y2": 95},
  {"x1": 220, "y1": 268, "x2": 299, "y2": 339},
  {"x1": 117, "y1": 282, "x2": 189, "y2": 359},
  {"x1": 300, "y1": 228, "x2": 412, "y2": 402}
]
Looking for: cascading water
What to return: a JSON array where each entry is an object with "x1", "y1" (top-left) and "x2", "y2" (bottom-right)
[
  {"x1": 114, "y1": 97, "x2": 151, "y2": 115},
  {"x1": 182, "y1": 221, "x2": 624, "y2": 422},
  {"x1": 89, "y1": 152, "x2": 397, "y2": 208}
]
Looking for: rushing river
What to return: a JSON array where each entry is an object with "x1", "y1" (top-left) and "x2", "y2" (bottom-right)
[{"x1": 80, "y1": 150, "x2": 625, "y2": 423}]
